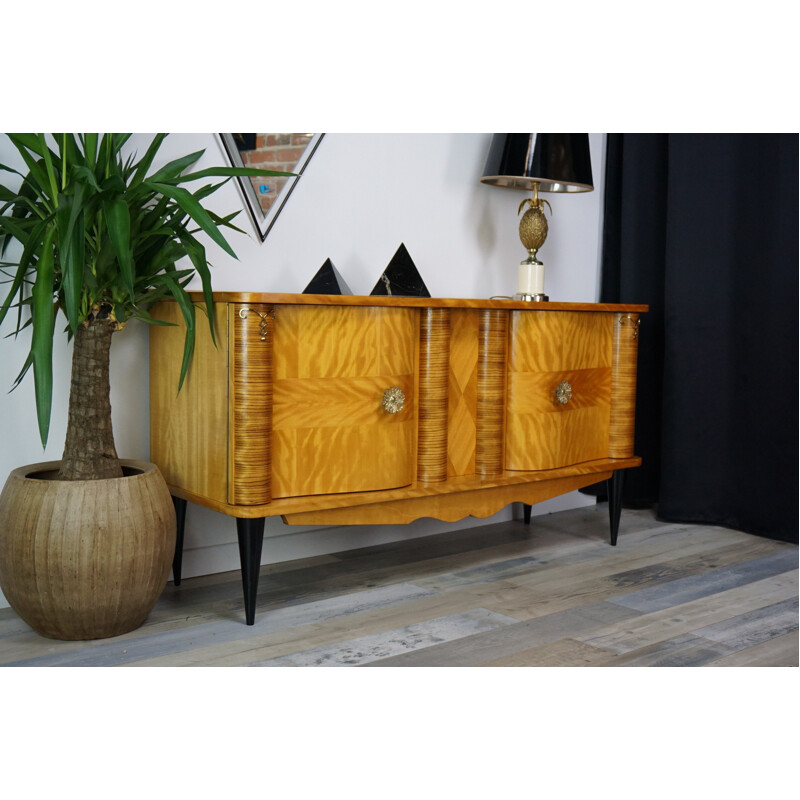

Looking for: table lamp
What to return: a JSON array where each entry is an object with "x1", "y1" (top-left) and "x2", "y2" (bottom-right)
[{"x1": 480, "y1": 133, "x2": 593, "y2": 301}]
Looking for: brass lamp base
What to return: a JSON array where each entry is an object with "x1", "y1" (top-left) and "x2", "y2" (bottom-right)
[{"x1": 515, "y1": 183, "x2": 552, "y2": 302}]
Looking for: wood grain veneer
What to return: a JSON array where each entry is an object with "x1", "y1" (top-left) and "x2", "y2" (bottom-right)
[
  {"x1": 417, "y1": 308, "x2": 450, "y2": 483},
  {"x1": 165, "y1": 456, "x2": 641, "y2": 520},
  {"x1": 446, "y1": 310, "x2": 480, "y2": 477},
  {"x1": 229, "y1": 304, "x2": 273, "y2": 505},
  {"x1": 150, "y1": 295, "x2": 646, "y2": 524},
  {"x1": 149, "y1": 301, "x2": 229, "y2": 503},
  {"x1": 270, "y1": 305, "x2": 416, "y2": 497},
  {"x1": 475, "y1": 309, "x2": 508, "y2": 477},
  {"x1": 281, "y1": 471, "x2": 613, "y2": 525},
  {"x1": 609, "y1": 312, "x2": 641, "y2": 458},
  {"x1": 506, "y1": 311, "x2": 613, "y2": 471}
]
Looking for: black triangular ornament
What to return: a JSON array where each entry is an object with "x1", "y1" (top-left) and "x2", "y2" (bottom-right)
[
  {"x1": 370, "y1": 243, "x2": 430, "y2": 297},
  {"x1": 303, "y1": 258, "x2": 353, "y2": 295}
]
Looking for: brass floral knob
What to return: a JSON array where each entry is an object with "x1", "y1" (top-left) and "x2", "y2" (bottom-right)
[
  {"x1": 555, "y1": 380, "x2": 572, "y2": 405},
  {"x1": 382, "y1": 386, "x2": 405, "y2": 414}
]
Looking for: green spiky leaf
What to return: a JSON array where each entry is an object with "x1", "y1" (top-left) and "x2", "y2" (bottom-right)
[
  {"x1": 30, "y1": 225, "x2": 56, "y2": 447},
  {"x1": 0, "y1": 132, "x2": 294, "y2": 454}
]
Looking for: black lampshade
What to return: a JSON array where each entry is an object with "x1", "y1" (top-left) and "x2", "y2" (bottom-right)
[{"x1": 480, "y1": 133, "x2": 593, "y2": 193}]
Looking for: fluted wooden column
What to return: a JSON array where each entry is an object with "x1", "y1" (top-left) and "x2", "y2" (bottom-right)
[
  {"x1": 230, "y1": 304, "x2": 273, "y2": 505},
  {"x1": 417, "y1": 308, "x2": 450, "y2": 483},
  {"x1": 476, "y1": 309, "x2": 508, "y2": 477},
  {"x1": 608, "y1": 312, "x2": 640, "y2": 458}
]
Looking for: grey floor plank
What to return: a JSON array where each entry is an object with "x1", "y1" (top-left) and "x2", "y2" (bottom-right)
[
  {"x1": 595, "y1": 633, "x2": 736, "y2": 667},
  {"x1": 0, "y1": 612, "x2": 32, "y2": 639},
  {"x1": 479, "y1": 637, "x2": 613, "y2": 667},
  {"x1": 144, "y1": 524, "x2": 535, "y2": 619},
  {"x1": 410, "y1": 555, "x2": 544, "y2": 592},
  {"x1": 692, "y1": 597, "x2": 798, "y2": 650},
  {"x1": 702, "y1": 630, "x2": 799, "y2": 667},
  {"x1": 532, "y1": 505, "x2": 679, "y2": 541},
  {"x1": 575, "y1": 571, "x2": 798, "y2": 656},
  {"x1": 411, "y1": 522, "x2": 759, "y2": 599},
  {"x1": 364, "y1": 600, "x2": 642, "y2": 667},
  {"x1": 250, "y1": 609, "x2": 519, "y2": 667},
  {"x1": 608, "y1": 550, "x2": 798, "y2": 613},
  {"x1": 2, "y1": 507, "x2": 796, "y2": 668},
  {"x1": 3, "y1": 582, "x2": 434, "y2": 667}
]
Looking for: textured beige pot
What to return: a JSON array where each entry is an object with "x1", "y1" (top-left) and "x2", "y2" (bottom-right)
[{"x1": 0, "y1": 459, "x2": 176, "y2": 641}]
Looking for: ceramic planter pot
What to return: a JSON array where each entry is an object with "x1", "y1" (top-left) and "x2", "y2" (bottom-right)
[{"x1": 0, "y1": 459, "x2": 176, "y2": 641}]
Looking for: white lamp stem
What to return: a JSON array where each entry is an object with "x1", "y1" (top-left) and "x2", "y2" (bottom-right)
[{"x1": 518, "y1": 260, "x2": 545, "y2": 296}]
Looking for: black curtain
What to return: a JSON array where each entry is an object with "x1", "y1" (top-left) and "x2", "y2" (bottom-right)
[{"x1": 584, "y1": 134, "x2": 798, "y2": 544}]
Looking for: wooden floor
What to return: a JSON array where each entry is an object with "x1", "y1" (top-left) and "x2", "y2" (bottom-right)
[{"x1": 1, "y1": 505, "x2": 797, "y2": 667}]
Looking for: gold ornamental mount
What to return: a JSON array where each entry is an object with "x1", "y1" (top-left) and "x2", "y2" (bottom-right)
[
  {"x1": 555, "y1": 380, "x2": 572, "y2": 405},
  {"x1": 382, "y1": 386, "x2": 405, "y2": 414}
]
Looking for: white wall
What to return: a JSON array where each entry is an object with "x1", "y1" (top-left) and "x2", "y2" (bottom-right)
[{"x1": 0, "y1": 133, "x2": 606, "y2": 606}]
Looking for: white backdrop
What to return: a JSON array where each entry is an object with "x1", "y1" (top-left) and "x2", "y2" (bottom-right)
[{"x1": 0, "y1": 133, "x2": 607, "y2": 606}]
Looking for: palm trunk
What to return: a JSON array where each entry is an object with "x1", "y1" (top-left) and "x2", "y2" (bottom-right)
[{"x1": 58, "y1": 318, "x2": 123, "y2": 481}]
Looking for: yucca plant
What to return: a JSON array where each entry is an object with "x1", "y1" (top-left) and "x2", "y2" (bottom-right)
[{"x1": 0, "y1": 133, "x2": 289, "y2": 481}]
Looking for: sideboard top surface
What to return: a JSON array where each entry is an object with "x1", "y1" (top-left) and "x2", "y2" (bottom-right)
[{"x1": 186, "y1": 292, "x2": 648, "y2": 313}]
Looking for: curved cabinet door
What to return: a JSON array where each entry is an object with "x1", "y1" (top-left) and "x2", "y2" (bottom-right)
[
  {"x1": 271, "y1": 305, "x2": 417, "y2": 497},
  {"x1": 506, "y1": 311, "x2": 613, "y2": 471}
]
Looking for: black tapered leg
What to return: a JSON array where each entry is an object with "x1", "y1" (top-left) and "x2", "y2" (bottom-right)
[
  {"x1": 607, "y1": 470, "x2": 624, "y2": 546},
  {"x1": 236, "y1": 517, "x2": 266, "y2": 626},
  {"x1": 523, "y1": 504, "x2": 532, "y2": 525},
  {"x1": 171, "y1": 496, "x2": 188, "y2": 585}
]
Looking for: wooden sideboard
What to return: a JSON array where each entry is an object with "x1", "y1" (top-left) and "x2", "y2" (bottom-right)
[{"x1": 150, "y1": 293, "x2": 646, "y2": 624}]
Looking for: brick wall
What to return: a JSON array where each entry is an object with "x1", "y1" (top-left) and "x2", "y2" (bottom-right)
[{"x1": 239, "y1": 133, "x2": 313, "y2": 214}]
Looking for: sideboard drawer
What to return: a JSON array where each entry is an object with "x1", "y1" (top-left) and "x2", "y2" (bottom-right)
[
  {"x1": 505, "y1": 311, "x2": 613, "y2": 471},
  {"x1": 271, "y1": 305, "x2": 417, "y2": 497}
]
